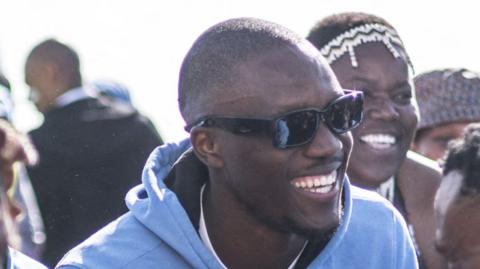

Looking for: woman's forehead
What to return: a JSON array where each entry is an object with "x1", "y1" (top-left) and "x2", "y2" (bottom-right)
[{"x1": 331, "y1": 43, "x2": 411, "y2": 86}]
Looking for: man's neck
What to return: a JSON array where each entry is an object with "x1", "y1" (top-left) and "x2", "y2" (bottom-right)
[{"x1": 203, "y1": 183, "x2": 307, "y2": 269}]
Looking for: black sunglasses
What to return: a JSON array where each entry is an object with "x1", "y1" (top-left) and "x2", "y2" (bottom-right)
[{"x1": 186, "y1": 90, "x2": 364, "y2": 149}]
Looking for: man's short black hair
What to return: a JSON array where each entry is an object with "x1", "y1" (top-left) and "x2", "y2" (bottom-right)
[
  {"x1": 27, "y1": 38, "x2": 82, "y2": 88},
  {"x1": 443, "y1": 123, "x2": 480, "y2": 195},
  {"x1": 306, "y1": 12, "x2": 413, "y2": 70},
  {"x1": 178, "y1": 17, "x2": 304, "y2": 124}
]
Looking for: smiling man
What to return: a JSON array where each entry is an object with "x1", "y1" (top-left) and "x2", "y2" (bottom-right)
[
  {"x1": 56, "y1": 18, "x2": 417, "y2": 269},
  {"x1": 435, "y1": 123, "x2": 480, "y2": 269}
]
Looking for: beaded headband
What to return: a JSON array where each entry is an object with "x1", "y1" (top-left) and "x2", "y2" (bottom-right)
[{"x1": 319, "y1": 23, "x2": 404, "y2": 68}]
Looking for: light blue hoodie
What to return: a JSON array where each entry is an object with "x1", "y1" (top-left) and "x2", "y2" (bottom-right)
[{"x1": 57, "y1": 139, "x2": 418, "y2": 269}]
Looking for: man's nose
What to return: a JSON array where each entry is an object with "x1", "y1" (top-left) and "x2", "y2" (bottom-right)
[{"x1": 303, "y1": 124, "x2": 344, "y2": 159}]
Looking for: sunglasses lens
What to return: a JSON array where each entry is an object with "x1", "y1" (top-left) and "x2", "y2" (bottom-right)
[
  {"x1": 326, "y1": 94, "x2": 363, "y2": 133},
  {"x1": 273, "y1": 92, "x2": 363, "y2": 148},
  {"x1": 274, "y1": 110, "x2": 317, "y2": 148}
]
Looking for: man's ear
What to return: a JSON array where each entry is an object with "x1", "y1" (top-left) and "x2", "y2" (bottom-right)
[
  {"x1": 43, "y1": 63, "x2": 57, "y2": 81},
  {"x1": 190, "y1": 128, "x2": 224, "y2": 168}
]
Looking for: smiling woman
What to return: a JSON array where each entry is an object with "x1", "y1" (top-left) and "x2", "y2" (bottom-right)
[{"x1": 307, "y1": 12, "x2": 445, "y2": 269}]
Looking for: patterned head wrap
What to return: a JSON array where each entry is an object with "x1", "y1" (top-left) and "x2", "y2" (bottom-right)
[
  {"x1": 319, "y1": 23, "x2": 405, "y2": 68},
  {"x1": 414, "y1": 68, "x2": 480, "y2": 130}
]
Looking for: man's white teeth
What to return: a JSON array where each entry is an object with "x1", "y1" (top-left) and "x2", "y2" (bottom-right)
[
  {"x1": 314, "y1": 185, "x2": 334, "y2": 193},
  {"x1": 293, "y1": 171, "x2": 337, "y2": 193},
  {"x1": 360, "y1": 134, "x2": 396, "y2": 149}
]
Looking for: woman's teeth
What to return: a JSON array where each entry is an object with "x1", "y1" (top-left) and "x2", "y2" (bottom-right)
[
  {"x1": 360, "y1": 134, "x2": 396, "y2": 149},
  {"x1": 293, "y1": 170, "x2": 337, "y2": 194}
]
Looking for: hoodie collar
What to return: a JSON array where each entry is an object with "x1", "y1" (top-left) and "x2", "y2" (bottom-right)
[{"x1": 127, "y1": 138, "x2": 353, "y2": 268}]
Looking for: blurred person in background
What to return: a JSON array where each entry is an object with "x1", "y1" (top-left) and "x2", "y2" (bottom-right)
[
  {"x1": 0, "y1": 73, "x2": 45, "y2": 260},
  {"x1": 0, "y1": 114, "x2": 47, "y2": 268},
  {"x1": 24, "y1": 39, "x2": 163, "y2": 267},
  {"x1": 413, "y1": 68, "x2": 480, "y2": 161},
  {"x1": 307, "y1": 12, "x2": 445, "y2": 268},
  {"x1": 92, "y1": 79, "x2": 164, "y2": 144},
  {"x1": 435, "y1": 123, "x2": 480, "y2": 268}
]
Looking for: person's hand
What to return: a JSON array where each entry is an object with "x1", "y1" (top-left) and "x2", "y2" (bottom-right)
[
  {"x1": 0, "y1": 119, "x2": 38, "y2": 189},
  {"x1": 0, "y1": 120, "x2": 37, "y2": 259}
]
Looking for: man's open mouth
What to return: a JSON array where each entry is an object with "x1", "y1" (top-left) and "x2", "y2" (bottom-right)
[{"x1": 291, "y1": 170, "x2": 337, "y2": 194}]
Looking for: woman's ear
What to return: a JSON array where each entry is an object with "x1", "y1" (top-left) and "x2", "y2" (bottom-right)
[{"x1": 190, "y1": 128, "x2": 224, "y2": 168}]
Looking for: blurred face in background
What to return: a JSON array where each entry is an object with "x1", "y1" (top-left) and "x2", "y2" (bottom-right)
[
  {"x1": 24, "y1": 58, "x2": 59, "y2": 114},
  {"x1": 414, "y1": 122, "x2": 470, "y2": 161}
]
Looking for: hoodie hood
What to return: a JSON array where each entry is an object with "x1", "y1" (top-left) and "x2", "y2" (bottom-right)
[
  {"x1": 126, "y1": 139, "x2": 221, "y2": 268},
  {"x1": 125, "y1": 138, "x2": 354, "y2": 268}
]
